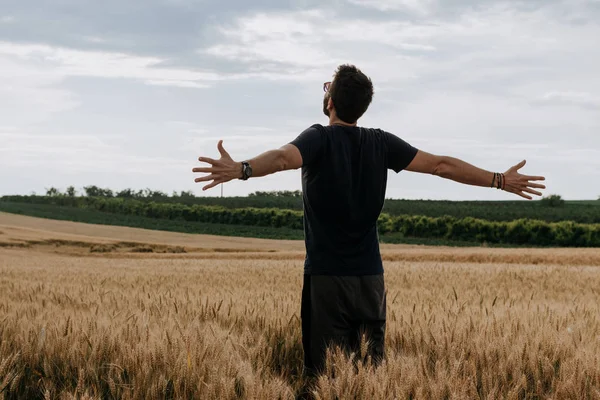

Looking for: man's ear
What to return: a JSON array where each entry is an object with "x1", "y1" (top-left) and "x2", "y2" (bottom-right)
[{"x1": 328, "y1": 97, "x2": 334, "y2": 112}]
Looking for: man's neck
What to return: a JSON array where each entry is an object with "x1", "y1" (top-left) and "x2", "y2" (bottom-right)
[{"x1": 328, "y1": 116, "x2": 357, "y2": 127}]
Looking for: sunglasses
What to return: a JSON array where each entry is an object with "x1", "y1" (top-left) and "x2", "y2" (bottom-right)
[{"x1": 323, "y1": 81, "x2": 331, "y2": 92}]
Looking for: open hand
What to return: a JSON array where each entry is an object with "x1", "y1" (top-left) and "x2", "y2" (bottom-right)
[
  {"x1": 192, "y1": 140, "x2": 241, "y2": 191},
  {"x1": 503, "y1": 160, "x2": 546, "y2": 200}
]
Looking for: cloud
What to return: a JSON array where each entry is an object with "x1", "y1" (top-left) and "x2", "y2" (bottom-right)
[
  {"x1": 0, "y1": 39, "x2": 246, "y2": 125},
  {"x1": 0, "y1": 130, "x2": 188, "y2": 174},
  {"x1": 201, "y1": 10, "x2": 442, "y2": 85},
  {"x1": 0, "y1": 52, "x2": 78, "y2": 125},
  {"x1": 202, "y1": 1, "x2": 600, "y2": 93},
  {"x1": 347, "y1": 0, "x2": 435, "y2": 14},
  {"x1": 203, "y1": 10, "x2": 334, "y2": 83},
  {"x1": 82, "y1": 36, "x2": 106, "y2": 44},
  {"x1": 0, "y1": 37, "x2": 336, "y2": 108},
  {"x1": 0, "y1": 41, "x2": 225, "y2": 86},
  {"x1": 146, "y1": 79, "x2": 211, "y2": 89},
  {"x1": 533, "y1": 91, "x2": 600, "y2": 109},
  {"x1": 0, "y1": 16, "x2": 15, "y2": 23}
]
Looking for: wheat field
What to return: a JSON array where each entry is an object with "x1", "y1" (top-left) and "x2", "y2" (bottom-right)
[{"x1": 1, "y1": 213, "x2": 600, "y2": 399}]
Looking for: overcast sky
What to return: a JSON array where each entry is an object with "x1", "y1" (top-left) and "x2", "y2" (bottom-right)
[{"x1": 1, "y1": 0, "x2": 598, "y2": 200}]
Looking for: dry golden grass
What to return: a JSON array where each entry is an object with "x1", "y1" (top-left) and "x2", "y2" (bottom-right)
[{"x1": 1, "y1": 214, "x2": 600, "y2": 399}]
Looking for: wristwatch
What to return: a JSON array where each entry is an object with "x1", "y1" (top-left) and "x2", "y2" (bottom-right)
[{"x1": 240, "y1": 161, "x2": 252, "y2": 181}]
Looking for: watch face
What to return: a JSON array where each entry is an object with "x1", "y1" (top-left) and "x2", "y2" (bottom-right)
[{"x1": 242, "y1": 162, "x2": 252, "y2": 180}]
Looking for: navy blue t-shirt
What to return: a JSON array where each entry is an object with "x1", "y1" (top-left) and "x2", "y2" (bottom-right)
[{"x1": 290, "y1": 124, "x2": 418, "y2": 276}]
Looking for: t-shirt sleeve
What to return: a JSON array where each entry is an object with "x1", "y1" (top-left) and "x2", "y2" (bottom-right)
[
  {"x1": 289, "y1": 125, "x2": 324, "y2": 167},
  {"x1": 382, "y1": 130, "x2": 419, "y2": 173}
]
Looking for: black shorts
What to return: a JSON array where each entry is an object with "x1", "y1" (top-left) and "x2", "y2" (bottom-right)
[{"x1": 300, "y1": 274, "x2": 386, "y2": 376}]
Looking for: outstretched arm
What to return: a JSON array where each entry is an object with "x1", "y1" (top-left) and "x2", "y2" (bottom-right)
[
  {"x1": 406, "y1": 150, "x2": 546, "y2": 200},
  {"x1": 192, "y1": 140, "x2": 302, "y2": 191}
]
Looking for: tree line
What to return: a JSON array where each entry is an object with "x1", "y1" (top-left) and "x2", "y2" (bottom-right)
[{"x1": 42, "y1": 186, "x2": 300, "y2": 199}]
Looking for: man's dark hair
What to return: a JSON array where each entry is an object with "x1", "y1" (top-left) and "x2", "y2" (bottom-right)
[{"x1": 330, "y1": 64, "x2": 374, "y2": 124}]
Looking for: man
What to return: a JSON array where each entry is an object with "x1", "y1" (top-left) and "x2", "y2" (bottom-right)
[{"x1": 192, "y1": 64, "x2": 546, "y2": 377}]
